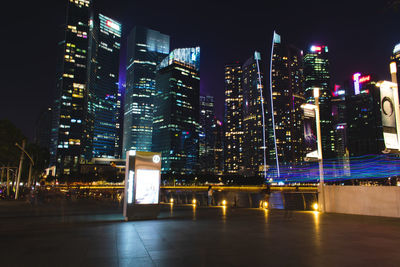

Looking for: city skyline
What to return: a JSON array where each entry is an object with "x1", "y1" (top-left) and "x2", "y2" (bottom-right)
[{"x1": 2, "y1": 0, "x2": 400, "y2": 141}]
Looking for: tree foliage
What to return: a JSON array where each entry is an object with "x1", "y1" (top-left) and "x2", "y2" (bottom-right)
[{"x1": 0, "y1": 120, "x2": 26, "y2": 167}]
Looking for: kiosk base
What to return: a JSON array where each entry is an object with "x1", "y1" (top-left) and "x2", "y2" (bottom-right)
[{"x1": 124, "y1": 204, "x2": 160, "y2": 221}]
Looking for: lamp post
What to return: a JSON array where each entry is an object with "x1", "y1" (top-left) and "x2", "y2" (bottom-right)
[
  {"x1": 314, "y1": 88, "x2": 325, "y2": 212},
  {"x1": 14, "y1": 141, "x2": 35, "y2": 200}
]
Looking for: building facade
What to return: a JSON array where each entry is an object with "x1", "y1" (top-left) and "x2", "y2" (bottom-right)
[
  {"x1": 50, "y1": 0, "x2": 91, "y2": 177},
  {"x1": 270, "y1": 33, "x2": 304, "y2": 165},
  {"x1": 303, "y1": 45, "x2": 335, "y2": 159},
  {"x1": 152, "y1": 47, "x2": 200, "y2": 174},
  {"x1": 346, "y1": 74, "x2": 384, "y2": 156},
  {"x1": 242, "y1": 51, "x2": 268, "y2": 177},
  {"x1": 199, "y1": 95, "x2": 216, "y2": 173},
  {"x1": 223, "y1": 63, "x2": 244, "y2": 174},
  {"x1": 123, "y1": 27, "x2": 170, "y2": 156},
  {"x1": 87, "y1": 14, "x2": 121, "y2": 159}
]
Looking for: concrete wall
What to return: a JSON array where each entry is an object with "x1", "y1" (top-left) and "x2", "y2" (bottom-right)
[{"x1": 322, "y1": 185, "x2": 400, "y2": 218}]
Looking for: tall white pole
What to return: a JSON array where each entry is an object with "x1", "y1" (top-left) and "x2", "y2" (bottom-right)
[
  {"x1": 6, "y1": 167, "x2": 10, "y2": 196},
  {"x1": 314, "y1": 88, "x2": 325, "y2": 212},
  {"x1": 27, "y1": 163, "x2": 33, "y2": 188},
  {"x1": 15, "y1": 140, "x2": 25, "y2": 200},
  {"x1": 255, "y1": 52, "x2": 267, "y2": 181},
  {"x1": 269, "y1": 31, "x2": 280, "y2": 179},
  {"x1": 0, "y1": 166, "x2": 4, "y2": 184}
]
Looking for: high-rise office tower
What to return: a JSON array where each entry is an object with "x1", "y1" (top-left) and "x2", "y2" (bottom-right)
[
  {"x1": 242, "y1": 51, "x2": 267, "y2": 177},
  {"x1": 270, "y1": 33, "x2": 304, "y2": 164},
  {"x1": 123, "y1": 27, "x2": 170, "y2": 156},
  {"x1": 331, "y1": 85, "x2": 348, "y2": 158},
  {"x1": 87, "y1": 14, "x2": 121, "y2": 159},
  {"x1": 199, "y1": 95, "x2": 216, "y2": 173},
  {"x1": 152, "y1": 47, "x2": 200, "y2": 174},
  {"x1": 223, "y1": 63, "x2": 244, "y2": 174},
  {"x1": 303, "y1": 45, "x2": 335, "y2": 158},
  {"x1": 347, "y1": 73, "x2": 384, "y2": 156},
  {"x1": 50, "y1": 0, "x2": 91, "y2": 177},
  {"x1": 35, "y1": 107, "x2": 53, "y2": 149}
]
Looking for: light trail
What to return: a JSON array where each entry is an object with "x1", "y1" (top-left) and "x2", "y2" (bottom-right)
[{"x1": 269, "y1": 154, "x2": 400, "y2": 182}]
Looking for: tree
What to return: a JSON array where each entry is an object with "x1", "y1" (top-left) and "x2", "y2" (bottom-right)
[{"x1": 0, "y1": 120, "x2": 25, "y2": 167}]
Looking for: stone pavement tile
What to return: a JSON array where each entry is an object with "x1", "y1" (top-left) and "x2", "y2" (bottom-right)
[
  {"x1": 80, "y1": 257, "x2": 119, "y2": 267},
  {"x1": 147, "y1": 249, "x2": 185, "y2": 261},
  {"x1": 119, "y1": 256, "x2": 155, "y2": 267},
  {"x1": 117, "y1": 246, "x2": 149, "y2": 258}
]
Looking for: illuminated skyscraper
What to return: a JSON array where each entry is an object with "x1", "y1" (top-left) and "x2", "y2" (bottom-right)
[
  {"x1": 123, "y1": 27, "x2": 170, "y2": 156},
  {"x1": 199, "y1": 95, "x2": 216, "y2": 173},
  {"x1": 87, "y1": 14, "x2": 121, "y2": 159},
  {"x1": 152, "y1": 47, "x2": 200, "y2": 174},
  {"x1": 50, "y1": 0, "x2": 91, "y2": 177},
  {"x1": 303, "y1": 45, "x2": 335, "y2": 158},
  {"x1": 270, "y1": 33, "x2": 304, "y2": 164},
  {"x1": 346, "y1": 74, "x2": 383, "y2": 156},
  {"x1": 224, "y1": 63, "x2": 244, "y2": 174},
  {"x1": 242, "y1": 51, "x2": 267, "y2": 177}
]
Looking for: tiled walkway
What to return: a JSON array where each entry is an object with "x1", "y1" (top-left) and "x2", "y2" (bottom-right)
[{"x1": 1, "y1": 204, "x2": 400, "y2": 266}]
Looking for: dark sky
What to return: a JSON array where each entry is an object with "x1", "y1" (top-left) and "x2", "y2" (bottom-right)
[{"x1": 1, "y1": 0, "x2": 398, "y2": 140}]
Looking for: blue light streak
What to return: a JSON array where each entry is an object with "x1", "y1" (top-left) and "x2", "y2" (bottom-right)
[{"x1": 269, "y1": 154, "x2": 400, "y2": 182}]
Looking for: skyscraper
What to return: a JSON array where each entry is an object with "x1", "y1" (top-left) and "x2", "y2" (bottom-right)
[
  {"x1": 303, "y1": 45, "x2": 335, "y2": 158},
  {"x1": 223, "y1": 63, "x2": 244, "y2": 174},
  {"x1": 50, "y1": 0, "x2": 91, "y2": 177},
  {"x1": 87, "y1": 14, "x2": 121, "y2": 159},
  {"x1": 270, "y1": 33, "x2": 304, "y2": 165},
  {"x1": 199, "y1": 95, "x2": 216, "y2": 173},
  {"x1": 346, "y1": 73, "x2": 384, "y2": 156},
  {"x1": 123, "y1": 27, "x2": 170, "y2": 156},
  {"x1": 152, "y1": 47, "x2": 200, "y2": 174},
  {"x1": 242, "y1": 51, "x2": 267, "y2": 177},
  {"x1": 34, "y1": 107, "x2": 53, "y2": 149}
]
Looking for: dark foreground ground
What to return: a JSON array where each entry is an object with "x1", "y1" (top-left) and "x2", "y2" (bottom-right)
[{"x1": 0, "y1": 201, "x2": 400, "y2": 267}]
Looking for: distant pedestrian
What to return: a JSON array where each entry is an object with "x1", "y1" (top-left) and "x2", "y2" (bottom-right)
[{"x1": 207, "y1": 186, "x2": 213, "y2": 206}]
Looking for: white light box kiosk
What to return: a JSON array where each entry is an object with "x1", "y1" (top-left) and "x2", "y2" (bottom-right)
[{"x1": 123, "y1": 151, "x2": 162, "y2": 221}]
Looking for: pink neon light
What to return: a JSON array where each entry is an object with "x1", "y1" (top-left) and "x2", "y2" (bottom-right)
[{"x1": 359, "y1": 75, "x2": 371, "y2": 83}]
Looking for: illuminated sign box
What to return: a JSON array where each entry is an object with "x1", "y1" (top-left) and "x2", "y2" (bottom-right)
[
  {"x1": 379, "y1": 81, "x2": 400, "y2": 151},
  {"x1": 123, "y1": 151, "x2": 162, "y2": 221}
]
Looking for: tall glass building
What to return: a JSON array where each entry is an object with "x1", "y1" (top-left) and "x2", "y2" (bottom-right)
[
  {"x1": 152, "y1": 47, "x2": 200, "y2": 174},
  {"x1": 50, "y1": 0, "x2": 91, "y2": 178},
  {"x1": 123, "y1": 27, "x2": 170, "y2": 157},
  {"x1": 242, "y1": 51, "x2": 268, "y2": 177},
  {"x1": 304, "y1": 45, "x2": 335, "y2": 158},
  {"x1": 199, "y1": 95, "x2": 216, "y2": 174},
  {"x1": 270, "y1": 33, "x2": 304, "y2": 164},
  {"x1": 87, "y1": 14, "x2": 121, "y2": 159},
  {"x1": 224, "y1": 63, "x2": 244, "y2": 174}
]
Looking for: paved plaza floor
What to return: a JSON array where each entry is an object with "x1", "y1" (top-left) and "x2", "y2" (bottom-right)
[{"x1": 1, "y1": 202, "x2": 400, "y2": 266}]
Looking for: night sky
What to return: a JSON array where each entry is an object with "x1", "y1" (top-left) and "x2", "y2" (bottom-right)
[{"x1": 2, "y1": 0, "x2": 398, "y2": 140}]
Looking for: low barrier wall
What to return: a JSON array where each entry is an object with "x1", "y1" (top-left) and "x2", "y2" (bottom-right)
[
  {"x1": 160, "y1": 189, "x2": 318, "y2": 210},
  {"x1": 323, "y1": 185, "x2": 400, "y2": 218}
]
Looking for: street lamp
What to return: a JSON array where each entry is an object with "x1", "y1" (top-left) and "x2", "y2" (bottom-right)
[
  {"x1": 314, "y1": 88, "x2": 325, "y2": 212},
  {"x1": 14, "y1": 141, "x2": 35, "y2": 200}
]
